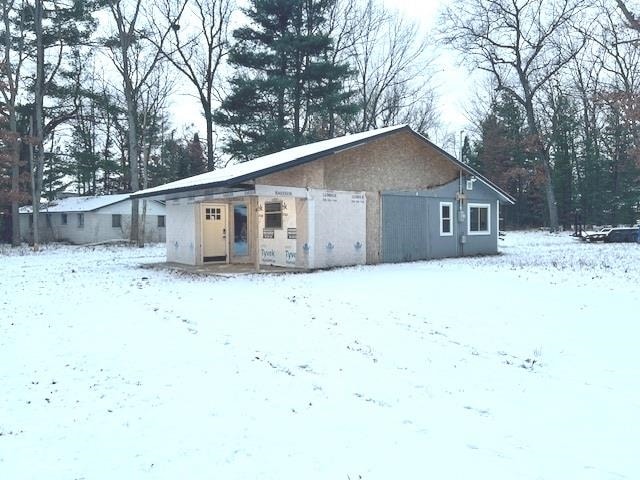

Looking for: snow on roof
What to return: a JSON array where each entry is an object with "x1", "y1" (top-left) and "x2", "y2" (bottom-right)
[
  {"x1": 19, "y1": 194, "x2": 131, "y2": 214},
  {"x1": 134, "y1": 125, "x2": 408, "y2": 198},
  {"x1": 132, "y1": 124, "x2": 514, "y2": 204}
]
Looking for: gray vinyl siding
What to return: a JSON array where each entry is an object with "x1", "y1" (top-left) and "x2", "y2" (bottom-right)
[{"x1": 462, "y1": 180, "x2": 499, "y2": 256}]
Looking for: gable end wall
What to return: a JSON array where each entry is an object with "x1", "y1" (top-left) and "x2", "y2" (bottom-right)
[{"x1": 255, "y1": 131, "x2": 460, "y2": 263}]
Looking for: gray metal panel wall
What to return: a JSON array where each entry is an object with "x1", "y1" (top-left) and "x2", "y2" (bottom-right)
[
  {"x1": 381, "y1": 177, "x2": 504, "y2": 262},
  {"x1": 381, "y1": 194, "x2": 430, "y2": 262}
]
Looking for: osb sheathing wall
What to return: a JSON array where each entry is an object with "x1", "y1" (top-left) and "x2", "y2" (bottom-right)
[{"x1": 257, "y1": 131, "x2": 459, "y2": 263}]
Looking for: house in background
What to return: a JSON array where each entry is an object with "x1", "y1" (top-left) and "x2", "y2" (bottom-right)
[
  {"x1": 132, "y1": 125, "x2": 514, "y2": 269},
  {"x1": 19, "y1": 194, "x2": 166, "y2": 244}
]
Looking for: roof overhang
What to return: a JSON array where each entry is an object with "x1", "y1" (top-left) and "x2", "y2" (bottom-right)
[
  {"x1": 130, "y1": 126, "x2": 410, "y2": 200},
  {"x1": 135, "y1": 183, "x2": 256, "y2": 202}
]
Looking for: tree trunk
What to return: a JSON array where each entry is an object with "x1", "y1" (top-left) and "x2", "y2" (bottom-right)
[
  {"x1": 10, "y1": 115, "x2": 20, "y2": 246},
  {"x1": 138, "y1": 105, "x2": 151, "y2": 248},
  {"x1": 524, "y1": 100, "x2": 559, "y2": 231},
  {"x1": 205, "y1": 111, "x2": 215, "y2": 171},
  {"x1": 124, "y1": 85, "x2": 140, "y2": 244},
  {"x1": 32, "y1": 0, "x2": 45, "y2": 250}
]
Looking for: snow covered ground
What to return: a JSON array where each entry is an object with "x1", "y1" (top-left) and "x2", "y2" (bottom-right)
[{"x1": 1, "y1": 232, "x2": 639, "y2": 479}]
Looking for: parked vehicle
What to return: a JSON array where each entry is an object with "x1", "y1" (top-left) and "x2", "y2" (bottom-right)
[
  {"x1": 582, "y1": 227, "x2": 613, "y2": 242},
  {"x1": 604, "y1": 227, "x2": 639, "y2": 243}
]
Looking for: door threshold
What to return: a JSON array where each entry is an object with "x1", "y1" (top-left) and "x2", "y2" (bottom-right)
[{"x1": 203, "y1": 256, "x2": 227, "y2": 262}]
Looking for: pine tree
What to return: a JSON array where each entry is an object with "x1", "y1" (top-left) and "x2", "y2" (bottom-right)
[
  {"x1": 214, "y1": 0, "x2": 355, "y2": 161},
  {"x1": 187, "y1": 133, "x2": 206, "y2": 176},
  {"x1": 148, "y1": 132, "x2": 207, "y2": 187},
  {"x1": 549, "y1": 88, "x2": 578, "y2": 229},
  {"x1": 471, "y1": 94, "x2": 545, "y2": 228},
  {"x1": 601, "y1": 91, "x2": 640, "y2": 225}
]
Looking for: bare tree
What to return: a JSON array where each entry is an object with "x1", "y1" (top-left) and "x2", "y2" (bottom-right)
[
  {"x1": 348, "y1": 0, "x2": 436, "y2": 133},
  {"x1": 324, "y1": 0, "x2": 361, "y2": 136},
  {"x1": 106, "y1": 0, "x2": 186, "y2": 246},
  {"x1": 0, "y1": 0, "x2": 28, "y2": 246},
  {"x1": 138, "y1": 65, "x2": 173, "y2": 241},
  {"x1": 592, "y1": 2, "x2": 640, "y2": 222},
  {"x1": 616, "y1": 0, "x2": 640, "y2": 31},
  {"x1": 440, "y1": 0, "x2": 589, "y2": 231},
  {"x1": 155, "y1": 0, "x2": 232, "y2": 171}
]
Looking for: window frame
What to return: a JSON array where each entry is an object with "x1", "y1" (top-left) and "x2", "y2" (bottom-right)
[
  {"x1": 61, "y1": 213, "x2": 68, "y2": 226},
  {"x1": 439, "y1": 201, "x2": 453, "y2": 236},
  {"x1": 264, "y1": 201, "x2": 283, "y2": 229},
  {"x1": 157, "y1": 215, "x2": 165, "y2": 228},
  {"x1": 77, "y1": 213, "x2": 84, "y2": 228},
  {"x1": 467, "y1": 203, "x2": 491, "y2": 236},
  {"x1": 112, "y1": 214, "x2": 122, "y2": 228}
]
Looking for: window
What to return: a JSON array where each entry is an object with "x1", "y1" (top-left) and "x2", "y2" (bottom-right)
[
  {"x1": 440, "y1": 202, "x2": 453, "y2": 236},
  {"x1": 46, "y1": 214, "x2": 52, "y2": 228},
  {"x1": 112, "y1": 214, "x2": 121, "y2": 228},
  {"x1": 157, "y1": 215, "x2": 165, "y2": 228},
  {"x1": 468, "y1": 203, "x2": 490, "y2": 235},
  {"x1": 233, "y1": 204, "x2": 248, "y2": 256},
  {"x1": 264, "y1": 202, "x2": 282, "y2": 229},
  {"x1": 61, "y1": 213, "x2": 67, "y2": 225},
  {"x1": 77, "y1": 213, "x2": 84, "y2": 228},
  {"x1": 205, "y1": 207, "x2": 221, "y2": 220}
]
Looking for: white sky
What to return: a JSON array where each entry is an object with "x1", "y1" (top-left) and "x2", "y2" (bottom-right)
[{"x1": 169, "y1": 0, "x2": 477, "y2": 152}]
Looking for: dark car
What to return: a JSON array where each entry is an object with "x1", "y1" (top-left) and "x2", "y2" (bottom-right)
[{"x1": 604, "y1": 227, "x2": 639, "y2": 243}]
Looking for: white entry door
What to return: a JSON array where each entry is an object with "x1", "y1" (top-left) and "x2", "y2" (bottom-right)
[{"x1": 201, "y1": 204, "x2": 227, "y2": 262}]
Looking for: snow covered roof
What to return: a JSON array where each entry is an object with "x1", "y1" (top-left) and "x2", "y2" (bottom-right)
[
  {"x1": 19, "y1": 194, "x2": 132, "y2": 214},
  {"x1": 132, "y1": 125, "x2": 515, "y2": 204}
]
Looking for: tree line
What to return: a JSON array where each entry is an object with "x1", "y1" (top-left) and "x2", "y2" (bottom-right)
[
  {"x1": 0, "y1": 0, "x2": 434, "y2": 247},
  {"x1": 1, "y1": 0, "x2": 640, "y2": 248},
  {"x1": 443, "y1": 0, "x2": 640, "y2": 230}
]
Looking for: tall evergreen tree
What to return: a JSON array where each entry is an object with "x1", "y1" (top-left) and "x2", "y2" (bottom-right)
[
  {"x1": 470, "y1": 94, "x2": 545, "y2": 227},
  {"x1": 214, "y1": 0, "x2": 355, "y2": 161},
  {"x1": 601, "y1": 90, "x2": 640, "y2": 225},
  {"x1": 548, "y1": 87, "x2": 578, "y2": 228}
]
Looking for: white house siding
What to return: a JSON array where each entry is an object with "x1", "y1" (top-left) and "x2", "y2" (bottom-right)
[
  {"x1": 19, "y1": 214, "x2": 56, "y2": 243},
  {"x1": 99, "y1": 201, "x2": 166, "y2": 243},
  {"x1": 19, "y1": 200, "x2": 166, "y2": 244},
  {"x1": 166, "y1": 201, "x2": 198, "y2": 265},
  {"x1": 309, "y1": 189, "x2": 367, "y2": 269}
]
